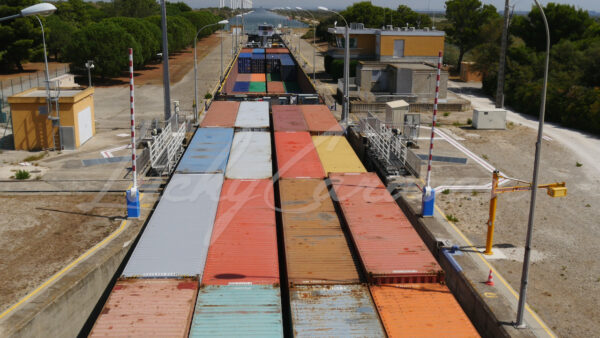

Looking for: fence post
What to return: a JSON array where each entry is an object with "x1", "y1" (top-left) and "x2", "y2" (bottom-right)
[
  {"x1": 10, "y1": 79, "x2": 14, "y2": 96},
  {"x1": 36, "y1": 72, "x2": 40, "y2": 87},
  {"x1": 20, "y1": 76, "x2": 23, "y2": 92}
]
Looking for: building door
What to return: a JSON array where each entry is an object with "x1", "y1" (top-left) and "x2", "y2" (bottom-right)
[
  {"x1": 78, "y1": 107, "x2": 93, "y2": 145},
  {"x1": 393, "y1": 39, "x2": 405, "y2": 58}
]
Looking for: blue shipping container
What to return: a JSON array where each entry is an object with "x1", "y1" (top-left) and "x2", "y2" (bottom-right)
[
  {"x1": 175, "y1": 128, "x2": 234, "y2": 174},
  {"x1": 233, "y1": 81, "x2": 250, "y2": 92},
  {"x1": 290, "y1": 285, "x2": 385, "y2": 337},
  {"x1": 240, "y1": 52, "x2": 252, "y2": 58},
  {"x1": 253, "y1": 48, "x2": 265, "y2": 54},
  {"x1": 190, "y1": 285, "x2": 284, "y2": 337}
]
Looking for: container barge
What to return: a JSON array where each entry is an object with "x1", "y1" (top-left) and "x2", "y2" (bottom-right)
[{"x1": 88, "y1": 31, "x2": 479, "y2": 337}]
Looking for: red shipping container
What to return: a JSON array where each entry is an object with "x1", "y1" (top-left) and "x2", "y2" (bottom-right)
[
  {"x1": 241, "y1": 48, "x2": 253, "y2": 53},
  {"x1": 370, "y1": 284, "x2": 479, "y2": 337},
  {"x1": 200, "y1": 101, "x2": 240, "y2": 128},
  {"x1": 274, "y1": 132, "x2": 325, "y2": 179},
  {"x1": 330, "y1": 172, "x2": 443, "y2": 283},
  {"x1": 237, "y1": 73, "x2": 252, "y2": 82},
  {"x1": 267, "y1": 81, "x2": 285, "y2": 94},
  {"x1": 300, "y1": 105, "x2": 343, "y2": 134},
  {"x1": 202, "y1": 179, "x2": 279, "y2": 285},
  {"x1": 90, "y1": 278, "x2": 198, "y2": 337},
  {"x1": 272, "y1": 105, "x2": 307, "y2": 132}
]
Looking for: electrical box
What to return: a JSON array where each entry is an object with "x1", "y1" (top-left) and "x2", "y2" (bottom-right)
[
  {"x1": 385, "y1": 99, "x2": 409, "y2": 129},
  {"x1": 472, "y1": 109, "x2": 506, "y2": 129},
  {"x1": 548, "y1": 186, "x2": 567, "y2": 197}
]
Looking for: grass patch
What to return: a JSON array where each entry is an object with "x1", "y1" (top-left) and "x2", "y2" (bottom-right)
[
  {"x1": 443, "y1": 112, "x2": 450, "y2": 117},
  {"x1": 471, "y1": 191, "x2": 478, "y2": 196},
  {"x1": 467, "y1": 118, "x2": 473, "y2": 125},
  {"x1": 482, "y1": 154, "x2": 489, "y2": 160},
  {"x1": 23, "y1": 151, "x2": 48, "y2": 162},
  {"x1": 576, "y1": 162, "x2": 583, "y2": 167},
  {"x1": 15, "y1": 170, "x2": 31, "y2": 180},
  {"x1": 446, "y1": 214, "x2": 459, "y2": 222},
  {"x1": 442, "y1": 189, "x2": 450, "y2": 195}
]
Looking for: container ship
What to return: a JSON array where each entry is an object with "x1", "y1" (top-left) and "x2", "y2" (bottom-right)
[{"x1": 86, "y1": 27, "x2": 480, "y2": 337}]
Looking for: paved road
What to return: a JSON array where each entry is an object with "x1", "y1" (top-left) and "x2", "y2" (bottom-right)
[{"x1": 449, "y1": 81, "x2": 600, "y2": 178}]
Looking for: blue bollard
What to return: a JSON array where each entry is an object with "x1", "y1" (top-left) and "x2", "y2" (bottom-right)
[
  {"x1": 421, "y1": 186, "x2": 435, "y2": 217},
  {"x1": 127, "y1": 188, "x2": 141, "y2": 219}
]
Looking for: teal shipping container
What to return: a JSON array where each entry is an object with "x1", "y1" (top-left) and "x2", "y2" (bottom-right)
[
  {"x1": 190, "y1": 284, "x2": 284, "y2": 337},
  {"x1": 290, "y1": 285, "x2": 385, "y2": 337}
]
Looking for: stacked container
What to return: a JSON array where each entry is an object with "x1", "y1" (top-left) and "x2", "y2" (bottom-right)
[
  {"x1": 300, "y1": 105, "x2": 343, "y2": 134},
  {"x1": 175, "y1": 128, "x2": 234, "y2": 174},
  {"x1": 200, "y1": 101, "x2": 239, "y2": 128},
  {"x1": 226, "y1": 131, "x2": 272, "y2": 179},
  {"x1": 312, "y1": 135, "x2": 366, "y2": 175},
  {"x1": 272, "y1": 105, "x2": 307, "y2": 132},
  {"x1": 251, "y1": 53, "x2": 265, "y2": 73},
  {"x1": 235, "y1": 101, "x2": 270, "y2": 130},
  {"x1": 280, "y1": 54, "x2": 296, "y2": 82},
  {"x1": 238, "y1": 52, "x2": 252, "y2": 73},
  {"x1": 329, "y1": 172, "x2": 444, "y2": 284},
  {"x1": 266, "y1": 54, "x2": 281, "y2": 73},
  {"x1": 274, "y1": 132, "x2": 323, "y2": 179}
]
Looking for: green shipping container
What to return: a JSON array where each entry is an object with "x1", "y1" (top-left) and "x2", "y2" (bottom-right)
[
  {"x1": 249, "y1": 81, "x2": 266, "y2": 93},
  {"x1": 267, "y1": 73, "x2": 282, "y2": 82}
]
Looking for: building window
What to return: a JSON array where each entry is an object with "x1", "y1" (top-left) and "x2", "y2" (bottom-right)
[{"x1": 336, "y1": 37, "x2": 357, "y2": 48}]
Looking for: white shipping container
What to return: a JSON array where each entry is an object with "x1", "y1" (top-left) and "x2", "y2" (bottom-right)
[
  {"x1": 226, "y1": 131, "x2": 272, "y2": 179},
  {"x1": 122, "y1": 173, "x2": 223, "y2": 278},
  {"x1": 235, "y1": 101, "x2": 270, "y2": 128}
]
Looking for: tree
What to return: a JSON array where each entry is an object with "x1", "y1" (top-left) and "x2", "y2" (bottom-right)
[
  {"x1": 46, "y1": 15, "x2": 78, "y2": 61},
  {"x1": 145, "y1": 15, "x2": 194, "y2": 52},
  {"x1": 55, "y1": 0, "x2": 92, "y2": 27},
  {"x1": 510, "y1": 3, "x2": 593, "y2": 52},
  {"x1": 181, "y1": 10, "x2": 221, "y2": 34},
  {"x1": 0, "y1": 0, "x2": 43, "y2": 71},
  {"x1": 64, "y1": 21, "x2": 141, "y2": 78},
  {"x1": 393, "y1": 5, "x2": 432, "y2": 28},
  {"x1": 113, "y1": 0, "x2": 159, "y2": 18},
  {"x1": 340, "y1": 2, "x2": 383, "y2": 28},
  {"x1": 445, "y1": 0, "x2": 499, "y2": 69},
  {"x1": 165, "y1": 2, "x2": 192, "y2": 16},
  {"x1": 103, "y1": 17, "x2": 160, "y2": 64}
]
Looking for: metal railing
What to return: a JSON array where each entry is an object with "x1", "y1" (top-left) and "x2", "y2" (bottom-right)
[
  {"x1": 147, "y1": 113, "x2": 187, "y2": 176},
  {"x1": 359, "y1": 112, "x2": 408, "y2": 175}
]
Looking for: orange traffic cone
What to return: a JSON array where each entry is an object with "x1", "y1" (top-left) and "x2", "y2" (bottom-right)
[{"x1": 486, "y1": 269, "x2": 495, "y2": 286}]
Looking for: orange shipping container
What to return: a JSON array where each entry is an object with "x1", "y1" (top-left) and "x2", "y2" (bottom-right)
[
  {"x1": 251, "y1": 73, "x2": 266, "y2": 82},
  {"x1": 89, "y1": 278, "x2": 198, "y2": 337},
  {"x1": 370, "y1": 284, "x2": 479, "y2": 337},
  {"x1": 300, "y1": 104, "x2": 343, "y2": 134},
  {"x1": 274, "y1": 132, "x2": 324, "y2": 178},
  {"x1": 202, "y1": 179, "x2": 279, "y2": 285},
  {"x1": 200, "y1": 101, "x2": 240, "y2": 128}
]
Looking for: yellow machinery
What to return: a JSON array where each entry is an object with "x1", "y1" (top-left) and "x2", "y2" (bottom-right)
[{"x1": 484, "y1": 170, "x2": 566, "y2": 255}]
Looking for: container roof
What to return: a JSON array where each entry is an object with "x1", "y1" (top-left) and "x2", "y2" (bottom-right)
[
  {"x1": 386, "y1": 100, "x2": 409, "y2": 108},
  {"x1": 327, "y1": 26, "x2": 444, "y2": 37}
]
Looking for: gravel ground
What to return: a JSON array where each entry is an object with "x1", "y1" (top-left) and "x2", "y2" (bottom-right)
[{"x1": 436, "y1": 124, "x2": 600, "y2": 337}]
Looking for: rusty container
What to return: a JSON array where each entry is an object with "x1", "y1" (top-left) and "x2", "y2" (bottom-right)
[
  {"x1": 279, "y1": 179, "x2": 359, "y2": 285},
  {"x1": 89, "y1": 278, "x2": 198, "y2": 337},
  {"x1": 274, "y1": 132, "x2": 324, "y2": 179},
  {"x1": 200, "y1": 101, "x2": 240, "y2": 128},
  {"x1": 272, "y1": 105, "x2": 308, "y2": 132},
  {"x1": 370, "y1": 283, "x2": 480, "y2": 337},
  {"x1": 300, "y1": 104, "x2": 343, "y2": 134},
  {"x1": 202, "y1": 179, "x2": 278, "y2": 285},
  {"x1": 330, "y1": 172, "x2": 443, "y2": 283}
]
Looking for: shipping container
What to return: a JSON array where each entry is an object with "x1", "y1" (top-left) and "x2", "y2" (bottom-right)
[
  {"x1": 290, "y1": 285, "x2": 385, "y2": 337},
  {"x1": 237, "y1": 73, "x2": 252, "y2": 82},
  {"x1": 280, "y1": 179, "x2": 359, "y2": 284},
  {"x1": 253, "y1": 48, "x2": 265, "y2": 54},
  {"x1": 329, "y1": 172, "x2": 443, "y2": 283},
  {"x1": 251, "y1": 73, "x2": 266, "y2": 82},
  {"x1": 272, "y1": 105, "x2": 307, "y2": 132},
  {"x1": 235, "y1": 101, "x2": 270, "y2": 129},
  {"x1": 251, "y1": 54, "x2": 265, "y2": 73},
  {"x1": 238, "y1": 53, "x2": 252, "y2": 73},
  {"x1": 241, "y1": 48, "x2": 253, "y2": 53},
  {"x1": 274, "y1": 132, "x2": 324, "y2": 179},
  {"x1": 283, "y1": 81, "x2": 300, "y2": 93},
  {"x1": 190, "y1": 284, "x2": 284, "y2": 337},
  {"x1": 249, "y1": 81, "x2": 266, "y2": 93},
  {"x1": 267, "y1": 81, "x2": 285, "y2": 94},
  {"x1": 370, "y1": 284, "x2": 479, "y2": 337},
  {"x1": 202, "y1": 179, "x2": 278, "y2": 285},
  {"x1": 233, "y1": 81, "x2": 250, "y2": 92},
  {"x1": 266, "y1": 54, "x2": 281, "y2": 73},
  {"x1": 312, "y1": 136, "x2": 366, "y2": 174},
  {"x1": 89, "y1": 278, "x2": 198, "y2": 337},
  {"x1": 122, "y1": 173, "x2": 223, "y2": 277},
  {"x1": 266, "y1": 48, "x2": 289, "y2": 54},
  {"x1": 267, "y1": 73, "x2": 282, "y2": 82},
  {"x1": 301, "y1": 105, "x2": 343, "y2": 134},
  {"x1": 175, "y1": 128, "x2": 234, "y2": 174},
  {"x1": 200, "y1": 101, "x2": 240, "y2": 128},
  {"x1": 226, "y1": 131, "x2": 272, "y2": 179}
]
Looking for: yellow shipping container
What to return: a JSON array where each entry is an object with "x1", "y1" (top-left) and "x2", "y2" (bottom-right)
[{"x1": 312, "y1": 135, "x2": 366, "y2": 175}]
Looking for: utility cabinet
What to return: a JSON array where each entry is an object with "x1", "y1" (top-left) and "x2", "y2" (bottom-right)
[{"x1": 472, "y1": 109, "x2": 506, "y2": 130}]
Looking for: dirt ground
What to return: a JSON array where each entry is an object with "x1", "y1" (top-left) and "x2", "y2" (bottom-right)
[
  {"x1": 0, "y1": 193, "x2": 125, "y2": 313},
  {"x1": 433, "y1": 124, "x2": 600, "y2": 337},
  {"x1": 98, "y1": 33, "x2": 223, "y2": 87},
  {"x1": 0, "y1": 62, "x2": 69, "y2": 81}
]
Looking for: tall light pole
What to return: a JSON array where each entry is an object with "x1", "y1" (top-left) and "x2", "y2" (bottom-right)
[
  {"x1": 194, "y1": 20, "x2": 228, "y2": 118},
  {"x1": 159, "y1": 0, "x2": 171, "y2": 121},
  {"x1": 496, "y1": 0, "x2": 510, "y2": 108},
  {"x1": 319, "y1": 6, "x2": 349, "y2": 125},
  {"x1": 297, "y1": 7, "x2": 317, "y2": 83},
  {"x1": 515, "y1": 0, "x2": 550, "y2": 328},
  {"x1": 85, "y1": 60, "x2": 94, "y2": 87},
  {"x1": 1, "y1": 3, "x2": 57, "y2": 146},
  {"x1": 236, "y1": 14, "x2": 242, "y2": 50}
]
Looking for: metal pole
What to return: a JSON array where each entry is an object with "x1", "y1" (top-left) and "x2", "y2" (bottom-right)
[
  {"x1": 35, "y1": 15, "x2": 52, "y2": 139},
  {"x1": 424, "y1": 51, "x2": 442, "y2": 189},
  {"x1": 496, "y1": 0, "x2": 510, "y2": 108},
  {"x1": 194, "y1": 34, "x2": 198, "y2": 118},
  {"x1": 160, "y1": 0, "x2": 171, "y2": 121},
  {"x1": 485, "y1": 170, "x2": 500, "y2": 255},
  {"x1": 129, "y1": 48, "x2": 137, "y2": 190},
  {"x1": 220, "y1": 29, "x2": 223, "y2": 82},
  {"x1": 87, "y1": 66, "x2": 92, "y2": 87},
  {"x1": 516, "y1": 0, "x2": 550, "y2": 328},
  {"x1": 343, "y1": 24, "x2": 349, "y2": 125}
]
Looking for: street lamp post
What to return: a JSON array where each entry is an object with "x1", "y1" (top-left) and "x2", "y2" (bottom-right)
[
  {"x1": 319, "y1": 6, "x2": 349, "y2": 125},
  {"x1": 297, "y1": 7, "x2": 316, "y2": 83},
  {"x1": 85, "y1": 60, "x2": 94, "y2": 87},
  {"x1": 194, "y1": 20, "x2": 229, "y2": 118},
  {"x1": 516, "y1": 0, "x2": 550, "y2": 328},
  {"x1": 0, "y1": 3, "x2": 57, "y2": 146}
]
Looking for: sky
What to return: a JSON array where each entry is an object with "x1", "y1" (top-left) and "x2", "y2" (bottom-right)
[{"x1": 190, "y1": 0, "x2": 600, "y2": 12}]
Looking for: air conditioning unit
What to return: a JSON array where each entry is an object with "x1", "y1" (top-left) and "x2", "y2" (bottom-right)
[{"x1": 386, "y1": 25, "x2": 393, "y2": 30}]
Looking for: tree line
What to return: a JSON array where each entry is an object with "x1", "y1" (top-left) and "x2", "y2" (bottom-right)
[
  {"x1": 0, "y1": 0, "x2": 223, "y2": 78},
  {"x1": 444, "y1": 0, "x2": 600, "y2": 134}
]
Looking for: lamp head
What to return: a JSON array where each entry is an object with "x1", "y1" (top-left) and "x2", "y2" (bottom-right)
[
  {"x1": 21, "y1": 3, "x2": 56, "y2": 17},
  {"x1": 318, "y1": 6, "x2": 329, "y2": 11},
  {"x1": 218, "y1": 20, "x2": 229, "y2": 24}
]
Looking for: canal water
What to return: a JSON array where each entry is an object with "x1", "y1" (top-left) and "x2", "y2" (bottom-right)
[{"x1": 227, "y1": 8, "x2": 307, "y2": 34}]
